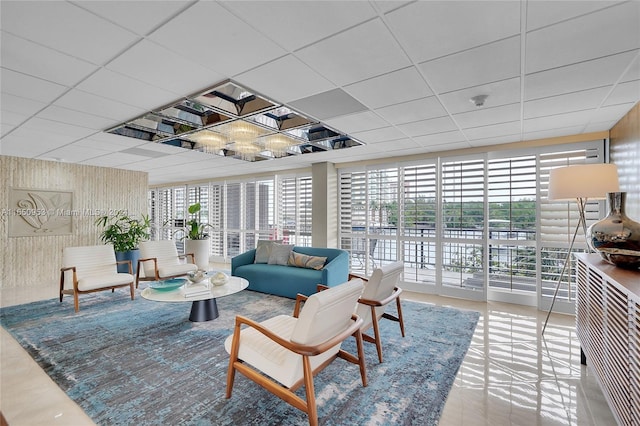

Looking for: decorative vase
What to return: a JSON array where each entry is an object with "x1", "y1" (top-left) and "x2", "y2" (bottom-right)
[
  {"x1": 587, "y1": 192, "x2": 640, "y2": 270},
  {"x1": 185, "y1": 238, "x2": 210, "y2": 270}
]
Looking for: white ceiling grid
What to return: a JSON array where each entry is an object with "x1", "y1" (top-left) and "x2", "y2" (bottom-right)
[{"x1": 0, "y1": 0, "x2": 638, "y2": 184}]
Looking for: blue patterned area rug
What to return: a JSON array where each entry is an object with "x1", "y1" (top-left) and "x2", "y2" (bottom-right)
[{"x1": 1, "y1": 287, "x2": 479, "y2": 425}]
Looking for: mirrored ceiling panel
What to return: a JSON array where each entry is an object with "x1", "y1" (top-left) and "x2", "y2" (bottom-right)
[{"x1": 106, "y1": 79, "x2": 364, "y2": 162}]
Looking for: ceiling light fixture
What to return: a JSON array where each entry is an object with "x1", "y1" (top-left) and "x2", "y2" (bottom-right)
[
  {"x1": 105, "y1": 80, "x2": 365, "y2": 162},
  {"x1": 470, "y1": 94, "x2": 489, "y2": 108}
]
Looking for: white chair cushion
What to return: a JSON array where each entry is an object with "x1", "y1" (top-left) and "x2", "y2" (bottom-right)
[
  {"x1": 77, "y1": 273, "x2": 134, "y2": 291},
  {"x1": 158, "y1": 263, "x2": 198, "y2": 278},
  {"x1": 62, "y1": 245, "x2": 118, "y2": 277},
  {"x1": 139, "y1": 240, "x2": 184, "y2": 277},
  {"x1": 355, "y1": 262, "x2": 403, "y2": 331},
  {"x1": 291, "y1": 279, "x2": 364, "y2": 345},
  {"x1": 224, "y1": 315, "x2": 339, "y2": 388}
]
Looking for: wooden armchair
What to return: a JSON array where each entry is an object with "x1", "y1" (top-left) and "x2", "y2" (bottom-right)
[
  {"x1": 346, "y1": 261, "x2": 406, "y2": 363},
  {"x1": 224, "y1": 279, "x2": 367, "y2": 426},
  {"x1": 136, "y1": 240, "x2": 197, "y2": 288},
  {"x1": 60, "y1": 244, "x2": 135, "y2": 312}
]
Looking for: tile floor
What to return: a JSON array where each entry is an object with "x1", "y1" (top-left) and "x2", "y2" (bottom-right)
[{"x1": 1, "y1": 282, "x2": 616, "y2": 425}]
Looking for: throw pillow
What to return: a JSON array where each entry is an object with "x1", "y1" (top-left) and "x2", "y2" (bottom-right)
[
  {"x1": 288, "y1": 251, "x2": 328, "y2": 270},
  {"x1": 268, "y1": 244, "x2": 294, "y2": 265},
  {"x1": 254, "y1": 239, "x2": 282, "y2": 263}
]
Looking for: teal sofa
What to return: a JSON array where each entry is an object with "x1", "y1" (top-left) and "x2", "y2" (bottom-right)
[{"x1": 231, "y1": 247, "x2": 349, "y2": 299}]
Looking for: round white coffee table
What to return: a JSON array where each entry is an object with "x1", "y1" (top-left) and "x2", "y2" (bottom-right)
[{"x1": 141, "y1": 276, "x2": 248, "y2": 322}]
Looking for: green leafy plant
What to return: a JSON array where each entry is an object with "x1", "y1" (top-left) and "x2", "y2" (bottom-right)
[
  {"x1": 95, "y1": 210, "x2": 151, "y2": 252},
  {"x1": 176, "y1": 203, "x2": 212, "y2": 240}
]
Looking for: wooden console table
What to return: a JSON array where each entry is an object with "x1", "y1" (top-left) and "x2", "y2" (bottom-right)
[{"x1": 575, "y1": 253, "x2": 640, "y2": 425}]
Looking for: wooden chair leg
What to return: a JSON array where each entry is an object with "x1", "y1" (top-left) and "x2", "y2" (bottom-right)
[
  {"x1": 354, "y1": 329, "x2": 368, "y2": 387},
  {"x1": 370, "y1": 306, "x2": 384, "y2": 363},
  {"x1": 302, "y1": 356, "x2": 318, "y2": 426},
  {"x1": 226, "y1": 326, "x2": 241, "y2": 398},
  {"x1": 59, "y1": 273, "x2": 64, "y2": 303},
  {"x1": 129, "y1": 283, "x2": 135, "y2": 300},
  {"x1": 396, "y1": 297, "x2": 406, "y2": 337},
  {"x1": 73, "y1": 292, "x2": 79, "y2": 313}
]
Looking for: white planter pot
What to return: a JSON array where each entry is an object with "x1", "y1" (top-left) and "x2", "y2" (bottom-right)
[{"x1": 185, "y1": 238, "x2": 210, "y2": 270}]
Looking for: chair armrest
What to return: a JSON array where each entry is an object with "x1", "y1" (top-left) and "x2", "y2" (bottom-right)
[
  {"x1": 293, "y1": 293, "x2": 309, "y2": 318},
  {"x1": 115, "y1": 260, "x2": 133, "y2": 274},
  {"x1": 358, "y1": 287, "x2": 403, "y2": 308},
  {"x1": 60, "y1": 266, "x2": 76, "y2": 273},
  {"x1": 178, "y1": 253, "x2": 196, "y2": 264}
]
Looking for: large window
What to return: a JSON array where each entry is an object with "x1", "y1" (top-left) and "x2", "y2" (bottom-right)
[
  {"x1": 149, "y1": 173, "x2": 311, "y2": 262},
  {"x1": 339, "y1": 140, "x2": 607, "y2": 307}
]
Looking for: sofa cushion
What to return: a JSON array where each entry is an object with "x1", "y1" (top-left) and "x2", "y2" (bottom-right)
[
  {"x1": 268, "y1": 244, "x2": 294, "y2": 265},
  {"x1": 288, "y1": 251, "x2": 327, "y2": 270},
  {"x1": 254, "y1": 240, "x2": 282, "y2": 264}
]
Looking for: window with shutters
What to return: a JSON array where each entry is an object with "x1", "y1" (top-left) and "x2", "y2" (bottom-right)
[{"x1": 279, "y1": 175, "x2": 312, "y2": 246}]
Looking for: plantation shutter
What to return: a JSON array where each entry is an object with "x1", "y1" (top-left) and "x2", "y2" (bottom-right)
[
  {"x1": 298, "y1": 176, "x2": 312, "y2": 246},
  {"x1": 209, "y1": 183, "x2": 224, "y2": 257},
  {"x1": 226, "y1": 182, "x2": 241, "y2": 257}
]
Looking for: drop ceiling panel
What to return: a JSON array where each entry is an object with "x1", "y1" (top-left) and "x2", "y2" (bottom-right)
[
  {"x1": 1, "y1": 93, "x2": 47, "y2": 117},
  {"x1": 1, "y1": 127, "x2": 81, "y2": 155},
  {"x1": 106, "y1": 40, "x2": 223, "y2": 96},
  {"x1": 594, "y1": 102, "x2": 638, "y2": 122},
  {"x1": 0, "y1": 1, "x2": 139, "y2": 65},
  {"x1": 419, "y1": 36, "x2": 521, "y2": 94},
  {"x1": 1, "y1": 111, "x2": 28, "y2": 128},
  {"x1": 221, "y1": 1, "x2": 377, "y2": 52},
  {"x1": 38, "y1": 144, "x2": 112, "y2": 162},
  {"x1": 21, "y1": 117, "x2": 97, "y2": 140},
  {"x1": 351, "y1": 126, "x2": 406, "y2": 144},
  {"x1": 289, "y1": 89, "x2": 368, "y2": 121},
  {"x1": 54, "y1": 89, "x2": 145, "y2": 122},
  {"x1": 36, "y1": 105, "x2": 116, "y2": 130},
  {"x1": 523, "y1": 109, "x2": 596, "y2": 133},
  {"x1": 385, "y1": 1, "x2": 521, "y2": 62},
  {"x1": 0, "y1": 69, "x2": 68, "y2": 104},
  {"x1": 396, "y1": 116, "x2": 458, "y2": 137},
  {"x1": 71, "y1": 138, "x2": 144, "y2": 153},
  {"x1": 76, "y1": 68, "x2": 179, "y2": 110},
  {"x1": 464, "y1": 121, "x2": 521, "y2": 140},
  {"x1": 344, "y1": 67, "x2": 433, "y2": 109},
  {"x1": 80, "y1": 152, "x2": 153, "y2": 168},
  {"x1": 524, "y1": 50, "x2": 638, "y2": 100},
  {"x1": 295, "y1": 19, "x2": 411, "y2": 87},
  {"x1": 76, "y1": 1, "x2": 190, "y2": 36},
  {"x1": 438, "y1": 77, "x2": 521, "y2": 114},
  {"x1": 454, "y1": 103, "x2": 521, "y2": 129},
  {"x1": 236, "y1": 55, "x2": 335, "y2": 104},
  {"x1": 375, "y1": 96, "x2": 447, "y2": 125},
  {"x1": 604, "y1": 80, "x2": 640, "y2": 106},
  {"x1": 523, "y1": 125, "x2": 586, "y2": 141},
  {"x1": 1, "y1": 33, "x2": 98, "y2": 87},
  {"x1": 414, "y1": 130, "x2": 468, "y2": 147},
  {"x1": 148, "y1": 1, "x2": 286, "y2": 76},
  {"x1": 324, "y1": 111, "x2": 389, "y2": 134},
  {"x1": 526, "y1": 1, "x2": 640, "y2": 74},
  {"x1": 524, "y1": 86, "x2": 612, "y2": 119},
  {"x1": 526, "y1": 1, "x2": 618, "y2": 30}
]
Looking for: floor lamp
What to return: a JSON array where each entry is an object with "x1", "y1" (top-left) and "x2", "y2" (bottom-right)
[{"x1": 541, "y1": 163, "x2": 619, "y2": 335}]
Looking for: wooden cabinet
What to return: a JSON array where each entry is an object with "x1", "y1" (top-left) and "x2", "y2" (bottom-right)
[{"x1": 575, "y1": 253, "x2": 640, "y2": 425}]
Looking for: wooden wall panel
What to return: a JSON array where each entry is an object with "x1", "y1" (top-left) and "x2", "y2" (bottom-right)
[{"x1": 0, "y1": 156, "x2": 148, "y2": 299}]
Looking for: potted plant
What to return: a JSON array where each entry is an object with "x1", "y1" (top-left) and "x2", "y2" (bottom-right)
[
  {"x1": 96, "y1": 210, "x2": 151, "y2": 275},
  {"x1": 176, "y1": 203, "x2": 212, "y2": 270}
]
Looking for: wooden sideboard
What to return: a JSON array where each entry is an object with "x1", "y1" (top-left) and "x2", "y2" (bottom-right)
[{"x1": 575, "y1": 253, "x2": 640, "y2": 426}]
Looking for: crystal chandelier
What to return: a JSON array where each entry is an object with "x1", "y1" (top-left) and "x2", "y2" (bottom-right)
[{"x1": 193, "y1": 131, "x2": 227, "y2": 154}]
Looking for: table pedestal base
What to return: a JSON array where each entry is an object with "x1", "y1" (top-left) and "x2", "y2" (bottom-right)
[{"x1": 189, "y1": 298, "x2": 219, "y2": 322}]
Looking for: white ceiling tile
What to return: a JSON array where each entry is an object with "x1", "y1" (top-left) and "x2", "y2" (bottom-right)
[
  {"x1": 423, "y1": 141, "x2": 472, "y2": 152},
  {"x1": 420, "y1": 36, "x2": 521, "y2": 94},
  {"x1": 1, "y1": 110, "x2": 28, "y2": 127},
  {"x1": 80, "y1": 152, "x2": 150, "y2": 167},
  {"x1": 106, "y1": 40, "x2": 224, "y2": 97},
  {"x1": 54, "y1": 89, "x2": 145, "y2": 122},
  {"x1": 523, "y1": 109, "x2": 596, "y2": 133},
  {"x1": 386, "y1": 1, "x2": 521, "y2": 62},
  {"x1": 454, "y1": 103, "x2": 521, "y2": 129},
  {"x1": 296, "y1": 19, "x2": 411, "y2": 86},
  {"x1": 344, "y1": 67, "x2": 432, "y2": 109},
  {"x1": 396, "y1": 116, "x2": 458, "y2": 137},
  {"x1": 38, "y1": 144, "x2": 112, "y2": 162},
  {"x1": 76, "y1": 1, "x2": 189, "y2": 36},
  {"x1": 76, "y1": 68, "x2": 178, "y2": 110},
  {"x1": 604, "y1": 80, "x2": 640, "y2": 106},
  {"x1": 148, "y1": 1, "x2": 286, "y2": 76},
  {"x1": 438, "y1": 78, "x2": 521, "y2": 115},
  {"x1": 221, "y1": 1, "x2": 377, "y2": 52},
  {"x1": 71, "y1": 137, "x2": 143, "y2": 152},
  {"x1": 376, "y1": 96, "x2": 447, "y2": 125},
  {"x1": 593, "y1": 103, "x2": 637, "y2": 123},
  {"x1": 584, "y1": 120, "x2": 618, "y2": 133},
  {"x1": 0, "y1": 127, "x2": 79, "y2": 155},
  {"x1": 526, "y1": 2, "x2": 640, "y2": 73},
  {"x1": 1, "y1": 1, "x2": 139, "y2": 65},
  {"x1": 523, "y1": 125, "x2": 585, "y2": 141},
  {"x1": 36, "y1": 105, "x2": 116, "y2": 130},
  {"x1": 1, "y1": 69, "x2": 68, "y2": 103},
  {"x1": 324, "y1": 111, "x2": 389, "y2": 134},
  {"x1": 289, "y1": 89, "x2": 367, "y2": 121},
  {"x1": 79, "y1": 131, "x2": 147, "y2": 148},
  {"x1": 0, "y1": 33, "x2": 98, "y2": 87},
  {"x1": 525, "y1": 50, "x2": 638, "y2": 101},
  {"x1": 468, "y1": 135, "x2": 521, "y2": 147},
  {"x1": 21, "y1": 117, "x2": 98, "y2": 139},
  {"x1": 236, "y1": 55, "x2": 335, "y2": 104},
  {"x1": 0, "y1": 93, "x2": 48, "y2": 116},
  {"x1": 351, "y1": 126, "x2": 406, "y2": 144},
  {"x1": 137, "y1": 142, "x2": 190, "y2": 154},
  {"x1": 620, "y1": 54, "x2": 640, "y2": 83},
  {"x1": 524, "y1": 86, "x2": 612, "y2": 119},
  {"x1": 526, "y1": 1, "x2": 620, "y2": 30},
  {"x1": 414, "y1": 130, "x2": 468, "y2": 147},
  {"x1": 464, "y1": 121, "x2": 521, "y2": 140}
]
